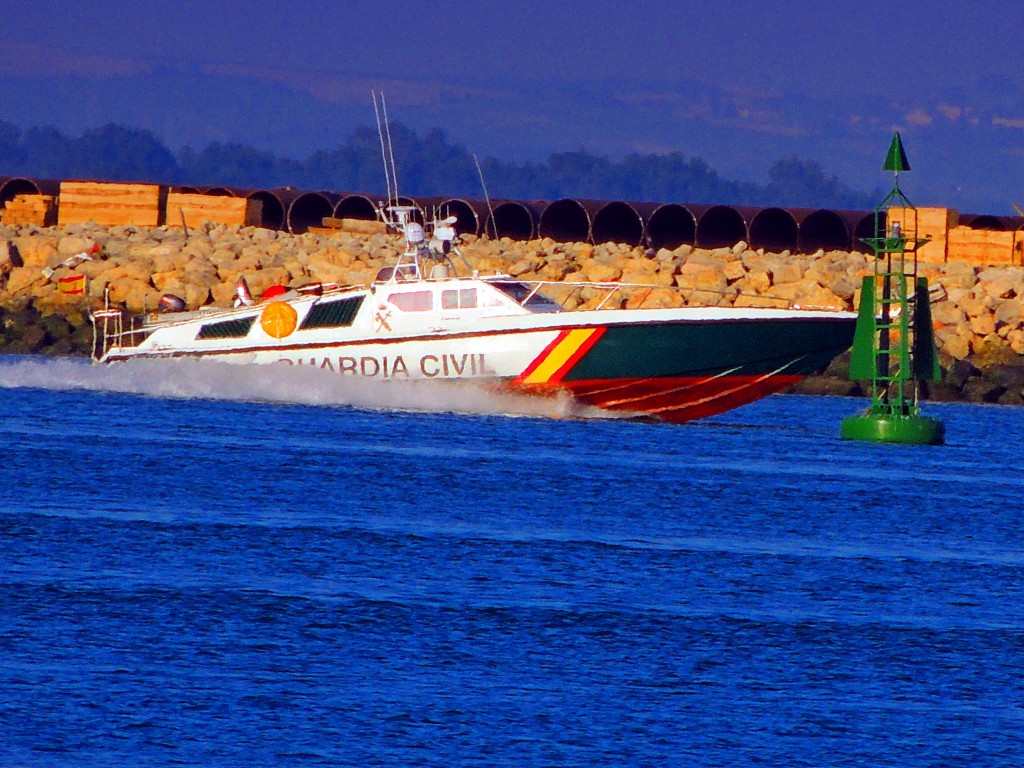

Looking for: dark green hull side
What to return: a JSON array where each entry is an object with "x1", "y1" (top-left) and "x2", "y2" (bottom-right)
[{"x1": 565, "y1": 316, "x2": 857, "y2": 381}]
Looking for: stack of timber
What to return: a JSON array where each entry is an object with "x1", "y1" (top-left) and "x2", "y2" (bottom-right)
[
  {"x1": 57, "y1": 181, "x2": 162, "y2": 227},
  {"x1": 309, "y1": 216, "x2": 388, "y2": 236},
  {"x1": 887, "y1": 205, "x2": 1022, "y2": 265},
  {"x1": 165, "y1": 192, "x2": 262, "y2": 229},
  {"x1": 947, "y1": 226, "x2": 1021, "y2": 265},
  {"x1": 0, "y1": 194, "x2": 56, "y2": 226},
  {"x1": 885, "y1": 206, "x2": 957, "y2": 264}
]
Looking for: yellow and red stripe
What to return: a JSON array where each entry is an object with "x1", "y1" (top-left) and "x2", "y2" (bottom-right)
[{"x1": 516, "y1": 327, "x2": 605, "y2": 386}]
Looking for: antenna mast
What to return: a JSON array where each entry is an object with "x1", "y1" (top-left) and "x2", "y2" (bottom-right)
[
  {"x1": 474, "y1": 153, "x2": 497, "y2": 239},
  {"x1": 373, "y1": 91, "x2": 394, "y2": 208},
  {"x1": 380, "y1": 93, "x2": 399, "y2": 204}
]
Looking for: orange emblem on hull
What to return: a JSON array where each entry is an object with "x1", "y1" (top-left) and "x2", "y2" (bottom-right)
[{"x1": 260, "y1": 301, "x2": 298, "y2": 339}]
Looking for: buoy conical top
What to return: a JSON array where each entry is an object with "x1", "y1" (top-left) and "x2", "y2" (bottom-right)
[{"x1": 884, "y1": 131, "x2": 910, "y2": 172}]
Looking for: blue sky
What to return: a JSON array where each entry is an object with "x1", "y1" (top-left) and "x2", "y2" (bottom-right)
[
  {"x1": 3, "y1": 1, "x2": 1024, "y2": 211},
  {"x1": 3, "y1": 1, "x2": 1019, "y2": 95}
]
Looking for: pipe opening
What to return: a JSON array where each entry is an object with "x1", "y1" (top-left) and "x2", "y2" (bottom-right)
[
  {"x1": 539, "y1": 199, "x2": 590, "y2": 243},
  {"x1": 798, "y1": 209, "x2": 850, "y2": 252},
  {"x1": 696, "y1": 206, "x2": 746, "y2": 249},
  {"x1": 748, "y1": 207, "x2": 798, "y2": 251},
  {"x1": 852, "y1": 212, "x2": 880, "y2": 253},
  {"x1": 247, "y1": 190, "x2": 285, "y2": 230},
  {"x1": 335, "y1": 195, "x2": 377, "y2": 221},
  {"x1": 287, "y1": 192, "x2": 333, "y2": 234},
  {"x1": 592, "y1": 201, "x2": 644, "y2": 245},
  {"x1": 490, "y1": 201, "x2": 536, "y2": 240},
  {"x1": 0, "y1": 177, "x2": 43, "y2": 209},
  {"x1": 645, "y1": 204, "x2": 696, "y2": 250}
]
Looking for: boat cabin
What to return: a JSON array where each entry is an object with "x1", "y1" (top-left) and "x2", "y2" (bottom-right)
[{"x1": 374, "y1": 273, "x2": 564, "y2": 322}]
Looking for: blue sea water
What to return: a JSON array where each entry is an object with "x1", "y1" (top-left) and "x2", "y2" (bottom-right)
[{"x1": 0, "y1": 357, "x2": 1022, "y2": 767}]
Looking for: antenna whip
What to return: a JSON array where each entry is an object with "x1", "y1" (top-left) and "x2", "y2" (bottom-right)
[
  {"x1": 373, "y1": 91, "x2": 393, "y2": 210},
  {"x1": 474, "y1": 154, "x2": 497, "y2": 239}
]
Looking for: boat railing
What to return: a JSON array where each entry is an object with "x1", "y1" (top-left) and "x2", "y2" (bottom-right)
[
  {"x1": 506, "y1": 279, "x2": 850, "y2": 313},
  {"x1": 91, "y1": 308, "x2": 151, "y2": 361}
]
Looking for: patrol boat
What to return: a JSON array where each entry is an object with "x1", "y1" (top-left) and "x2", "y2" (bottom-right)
[{"x1": 91, "y1": 205, "x2": 857, "y2": 423}]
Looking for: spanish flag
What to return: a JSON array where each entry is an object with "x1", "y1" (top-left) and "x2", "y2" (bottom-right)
[{"x1": 58, "y1": 273, "x2": 86, "y2": 295}]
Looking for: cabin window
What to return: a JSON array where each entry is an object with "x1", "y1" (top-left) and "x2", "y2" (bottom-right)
[
  {"x1": 301, "y1": 296, "x2": 365, "y2": 329},
  {"x1": 441, "y1": 288, "x2": 478, "y2": 310},
  {"x1": 196, "y1": 316, "x2": 256, "y2": 339},
  {"x1": 388, "y1": 291, "x2": 433, "y2": 312}
]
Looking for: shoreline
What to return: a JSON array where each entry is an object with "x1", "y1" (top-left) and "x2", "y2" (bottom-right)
[{"x1": 2, "y1": 221, "x2": 1022, "y2": 406}]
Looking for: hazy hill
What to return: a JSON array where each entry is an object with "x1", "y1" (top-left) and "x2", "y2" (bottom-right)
[
  {"x1": 0, "y1": 117, "x2": 878, "y2": 210},
  {"x1": 5, "y1": 64, "x2": 1024, "y2": 212}
]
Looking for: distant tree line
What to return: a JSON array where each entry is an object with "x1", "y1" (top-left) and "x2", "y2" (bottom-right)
[{"x1": 0, "y1": 119, "x2": 877, "y2": 209}]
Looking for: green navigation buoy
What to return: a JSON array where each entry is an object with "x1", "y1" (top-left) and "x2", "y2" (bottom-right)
[{"x1": 840, "y1": 132, "x2": 946, "y2": 445}]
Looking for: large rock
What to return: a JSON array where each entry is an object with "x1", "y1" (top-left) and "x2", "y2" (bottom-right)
[
  {"x1": 581, "y1": 260, "x2": 623, "y2": 283},
  {"x1": 539, "y1": 258, "x2": 573, "y2": 281},
  {"x1": 995, "y1": 298, "x2": 1023, "y2": 327},
  {"x1": 182, "y1": 262, "x2": 218, "y2": 288},
  {"x1": 939, "y1": 261, "x2": 977, "y2": 291},
  {"x1": 1008, "y1": 329, "x2": 1024, "y2": 355},
  {"x1": 932, "y1": 301, "x2": 966, "y2": 327},
  {"x1": 977, "y1": 266, "x2": 1022, "y2": 291},
  {"x1": 56, "y1": 235, "x2": 97, "y2": 258},
  {"x1": 13, "y1": 237, "x2": 57, "y2": 268},
  {"x1": 938, "y1": 329, "x2": 970, "y2": 361},
  {"x1": 675, "y1": 260, "x2": 726, "y2": 293},
  {"x1": 826, "y1": 274, "x2": 861, "y2": 302},
  {"x1": 302, "y1": 258, "x2": 352, "y2": 285},
  {"x1": 742, "y1": 269, "x2": 772, "y2": 295},
  {"x1": 958, "y1": 296, "x2": 988, "y2": 318},
  {"x1": 574, "y1": 244, "x2": 595, "y2": 261},
  {"x1": 182, "y1": 282, "x2": 211, "y2": 308},
  {"x1": 962, "y1": 377, "x2": 1007, "y2": 403},
  {"x1": 722, "y1": 259, "x2": 746, "y2": 282},
  {"x1": 244, "y1": 267, "x2": 292, "y2": 297},
  {"x1": 210, "y1": 281, "x2": 237, "y2": 306},
  {"x1": 969, "y1": 313, "x2": 996, "y2": 337},
  {"x1": 734, "y1": 293, "x2": 789, "y2": 309},
  {"x1": 4, "y1": 266, "x2": 46, "y2": 296},
  {"x1": 149, "y1": 244, "x2": 191, "y2": 273},
  {"x1": 769, "y1": 281, "x2": 845, "y2": 310}
]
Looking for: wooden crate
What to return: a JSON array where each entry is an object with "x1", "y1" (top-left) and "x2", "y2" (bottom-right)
[
  {"x1": 886, "y1": 206, "x2": 957, "y2": 264},
  {"x1": 165, "y1": 192, "x2": 262, "y2": 228},
  {"x1": 0, "y1": 194, "x2": 56, "y2": 226},
  {"x1": 947, "y1": 226, "x2": 1019, "y2": 265},
  {"x1": 58, "y1": 181, "x2": 162, "y2": 227}
]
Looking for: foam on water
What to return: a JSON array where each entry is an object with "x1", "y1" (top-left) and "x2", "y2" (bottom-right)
[{"x1": 0, "y1": 356, "x2": 618, "y2": 421}]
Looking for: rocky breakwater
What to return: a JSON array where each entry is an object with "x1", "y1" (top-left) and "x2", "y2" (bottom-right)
[{"x1": 1, "y1": 220, "x2": 1023, "y2": 404}]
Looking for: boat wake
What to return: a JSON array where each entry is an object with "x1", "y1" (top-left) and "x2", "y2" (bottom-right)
[{"x1": 0, "y1": 356, "x2": 625, "y2": 421}]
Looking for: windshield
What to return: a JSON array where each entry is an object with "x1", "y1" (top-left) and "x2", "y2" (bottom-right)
[{"x1": 489, "y1": 280, "x2": 563, "y2": 312}]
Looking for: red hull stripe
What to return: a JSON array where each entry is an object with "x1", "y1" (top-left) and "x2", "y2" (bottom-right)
[
  {"x1": 515, "y1": 329, "x2": 571, "y2": 384},
  {"x1": 515, "y1": 327, "x2": 605, "y2": 385},
  {"x1": 547, "y1": 326, "x2": 606, "y2": 383},
  {"x1": 520, "y1": 373, "x2": 805, "y2": 422}
]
